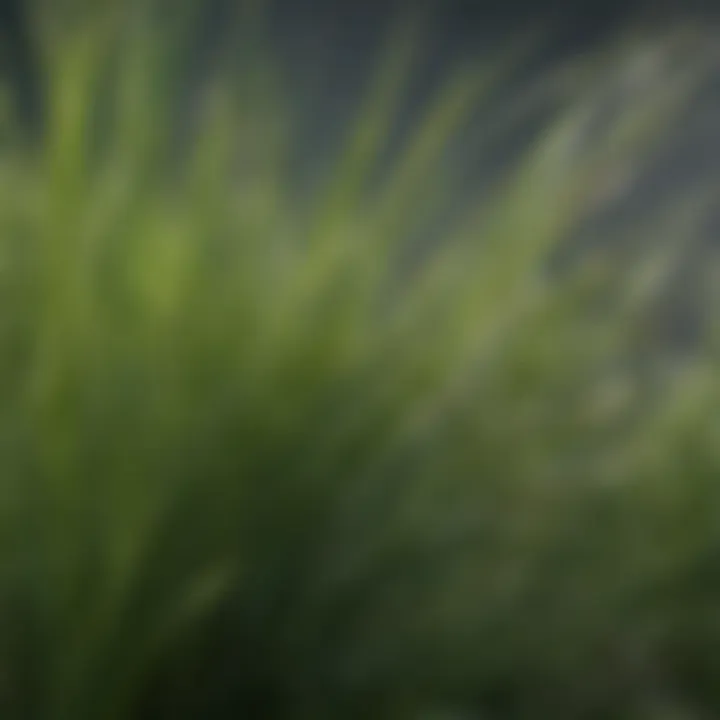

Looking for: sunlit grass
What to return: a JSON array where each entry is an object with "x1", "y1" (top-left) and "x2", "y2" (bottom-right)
[{"x1": 0, "y1": 1, "x2": 719, "y2": 717}]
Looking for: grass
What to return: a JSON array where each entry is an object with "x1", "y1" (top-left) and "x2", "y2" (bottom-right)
[{"x1": 1, "y1": 1, "x2": 720, "y2": 717}]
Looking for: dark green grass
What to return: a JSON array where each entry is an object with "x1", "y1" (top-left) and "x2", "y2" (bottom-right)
[{"x1": 0, "y1": 2, "x2": 719, "y2": 718}]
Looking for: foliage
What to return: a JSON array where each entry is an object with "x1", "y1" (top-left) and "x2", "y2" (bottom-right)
[{"x1": 0, "y1": 2, "x2": 719, "y2": 717}]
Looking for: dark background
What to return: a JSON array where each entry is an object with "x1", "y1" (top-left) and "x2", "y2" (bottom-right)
[{"x1": 2, "y1": 0, "x2": 718, "y2": 127}]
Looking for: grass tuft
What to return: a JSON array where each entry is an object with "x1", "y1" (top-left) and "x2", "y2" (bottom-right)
[{"x1": 0, "y1": 2, "x2": 719, "y2": 717}]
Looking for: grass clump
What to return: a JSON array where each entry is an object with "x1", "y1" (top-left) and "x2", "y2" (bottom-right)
[{"x1": 0, "y1": 1, "x2": 720, "y2": 718}]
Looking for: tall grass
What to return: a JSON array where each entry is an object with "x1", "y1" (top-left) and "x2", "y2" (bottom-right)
[{"x1": 1, "y1": 1, "x2": 719, "y2": 717}]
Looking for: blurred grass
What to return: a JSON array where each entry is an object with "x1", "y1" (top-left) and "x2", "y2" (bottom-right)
[{"x1": 0, "y1": 1, "x2": 720, "y2": 718}]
